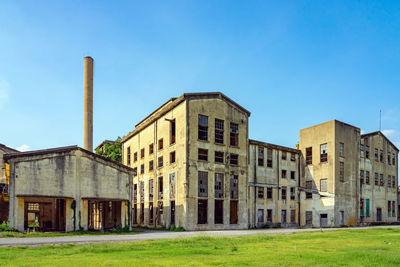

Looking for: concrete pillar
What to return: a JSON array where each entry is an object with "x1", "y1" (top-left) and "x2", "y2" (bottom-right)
[{"x1": 83, "y1": 56, "x2": 94, "y2": 152}]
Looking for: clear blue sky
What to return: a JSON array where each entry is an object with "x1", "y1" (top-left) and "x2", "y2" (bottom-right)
[{"x1": 0, "y1": 1, "x2": 399, "y2": 153}]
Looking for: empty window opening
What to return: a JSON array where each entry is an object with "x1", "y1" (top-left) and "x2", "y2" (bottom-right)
[
  {"x1": 215, "y1": 173, "x2": 224, "y2": 198},
  {"x1": 158, "y1": 139, "x2": 163, "y2": 150},
  {"x1": 320, "y1": 143, "x2": 327, "y2": 162},
  {"x1": 215, "y1": 200, "x2": 223, "y2": 224},
  {"x1": 149, "y1": 143, "x2": 154, "y2": 155},
  {"x1": 198, "y1": 199, "x2": 208, "y2": 224},
  {"x1": 281, "y1": 169, "x2": 287, "y2": 179},
  {"x1": 158, "y1": 156, "x2": 163, "y2": 168},
  {"x1": 198, "y1": 115, "x2": 208, "y2": 141},
  {"x1": 230, "y1": 122, "x2": 239, "y2": 146},
  {"x1": 215, "y1": 151, "x2": 224, "y2": 163},
  {"x1": 258, "y1": 147, "x2": 264, "y2": 166},
  {"x1": 127, "y1": 146, "x2": 131, "y2": 165},
  {"x1": 198, "y1": 149, "x2": 208, "y2": 161},
  {"x1": 198, "y1": 171, "x2": 208, "y2": 197},
  {"x1": 215, "y1": 119, "x2": 224, "y2": 144},
  {"x1": 170, "y1": 119, "x2": 176, "y2": 145},
  {"x1": 290, "y1": 171, "x2": 295, "y2": 180},
  {"x1": 230, "y1": 175, "x2": 239, "y2": 199},
  {"x1": 281, "y1": 151, "x2": 287, "y2": 160},
  {"x1": 290, "y1": 187, "x2": 295, "y2": 200},
  {"x1": 281, "y1": 187, "x2": 287, "y2": 200},
  {"x1": 158, "y1": 177, "x2": 163, "y2": 200},
  {"x1": 230, "y1": 154, "x2": 238, "y2": 165},
  {"x1": 267, "y1": 187, "x2": 273, "y2": 199},
  {"x1": 141, "y1": 148, "x2": 145, "y2": 158},
  {"x1": 258, "y1": 187, "x2": 264, "y2": 198},
  {"x1": 306, "y1": 147, "x2": 312, "y2": 165},
  {"x1": 170, "y1": 151, "x2": 176, "y2": 164}
]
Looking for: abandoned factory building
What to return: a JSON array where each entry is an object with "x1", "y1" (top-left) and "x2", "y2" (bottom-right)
[
  {"x1": 5, "y1": 146, "x2": 134, "y2": 232},
  {"x1": 122, "y1": 92, "x2": 399, "y2": 230}
]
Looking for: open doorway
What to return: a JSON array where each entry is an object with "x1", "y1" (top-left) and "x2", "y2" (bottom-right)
[{"x1": 24, "y1": 198, "x2": 66, "y2": 232}]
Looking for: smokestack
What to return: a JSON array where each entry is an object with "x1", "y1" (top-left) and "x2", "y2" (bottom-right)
[{"x1": 83, "y1": 56, "x2": 93, "y2": 151}]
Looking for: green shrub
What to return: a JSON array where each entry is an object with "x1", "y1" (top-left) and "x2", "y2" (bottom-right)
[{"x1": 0, "y1": 221, "x2": 17, "y2": 232}]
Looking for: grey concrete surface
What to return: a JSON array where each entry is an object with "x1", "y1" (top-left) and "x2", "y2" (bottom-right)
[{"x1": 0, "y1": 225, "x2": 399, "y2": 247}]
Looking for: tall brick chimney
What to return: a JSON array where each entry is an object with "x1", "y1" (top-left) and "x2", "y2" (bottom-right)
[{"x1": 83, "y1": 56, "x2": 93, "y2": 151}]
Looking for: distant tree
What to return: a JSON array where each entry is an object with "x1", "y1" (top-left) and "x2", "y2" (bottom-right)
[{"x1": 95, "y1": 137, "x2": 122, "y2": 163}]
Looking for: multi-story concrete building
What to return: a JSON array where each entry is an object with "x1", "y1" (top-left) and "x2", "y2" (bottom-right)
[
  {"x1": 248, "y1": 140, "x2": 301, "y2": 228},
  {"x1": 121, "y1": 92, "x2": 250, "y2": 230},
  {"x1": 0, "y1": 144, "x2": 18, "y2": 223}
]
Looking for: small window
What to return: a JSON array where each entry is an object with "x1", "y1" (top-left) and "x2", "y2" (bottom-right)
[
  {"x1": 257, "y1": 187, "x2": 264, "y2": 199},
  {"x1": 290, "y1": 171, "x2": 295, "y2": 180},
  {"x1": 267, "y1": 149, "x2": 273, "y2": 167},
  {"x1": 306, "y1": 181, "x2": 313, "y2": 199},
  {"x1": 215, "y1": 151, "x2": 224, "y2": 163},
  {"x1": 290, "y1": 187, "x2": 295, "y2": 200},
  {"x1": 320, "y1": 143, "x2": 327, "y2": 162},
  {"x1": 388, "y1": 175, "x2": 391, "y2": 188},
  {"x1": 141, "y1": 148, "x2": 145, "y2": 158},
  {"x1": 339, "y1": 143, "x2": 344, "y2": 157},
  {"x1": 306, "y1": 147, "x2": 312, "y2": 165},
  {"x1": 380, "y1": 174, "x2": 384, "y2": 186},
  {"x1": 198, "y1": 171, "x2": 208, "y2": 197},
  {"x1": 281, "y1": 151, "x2": 287, "y2": 160},
  {"x1": 140, "y1": 164, "x2": 144, "y2": 174},
  {"x1": 339, "y1": 162, "x2": 344, "y2": 182},
  {"x1": 290, "y1": 152, "x2": 295, "y2": 161},
  {"x1": 230, "y1": 175, "x2": 239, "y2": 199},
  {"x1": 215, "y1": 173, "x2": 224, "y2": 198},
  {"x1": 149, "y1": 143, "x2": 154, "y2": 155},
  {"x1": 158, "y1": 139, "x2": 163, "y2": 150},
  {"x1": 158, "y1": 156, "x2": 163, "y2": 168},
  {"x1": 258, "y1": 147, "x2": 264, "y2": 166},
  {"x1": 393, "y1": 153, "x2": 396, "y2": 165},
  {"x1": 392, "y1": 176, "x2": 396, "y2": 188},
  {"x1": 281, "y1": 169, "x2": 287, "y2": 179},
  {"x1": 320, "y1": 179, "x2": 327, "y2": 192},
  {"x1": 149, "y1": 160, "x2": 154, "y2": 171},
  {"x1": 360, "y1": 170, "x2": 364, "y2": 184},
  {"x1": 267, "y1": 187, "x2": 272, "y2": 199},
  {"x1": 127, "y1": 146, "x2": 131, "y2": 165},
  {"x1": 133, "y1": 167, "x2": 137, "y2": 177},
  {"x1": 365, "y1": 145, "x2": 369, "y2": 159},
  {"x1": 388, "y1": 152, "x2": 391, "y2": 165},
  {"x1": 170, "y1": 151, "x2": 176, "y2": 164},
  {"x1": 374, "y1": 149, "x2": 378, "y2": 161},
  {"x1": 198, "y1": 149, "x2": 208, "y2": 161},
  {"x1": 215, "y1": 119, "x2": 224, "y2": 144},
  {"x1": 360, "y1": 144, "x2": 364, "y2": 158},
  {"x1": 230, "y1": 154, "x2": 238, "y2": 165},
  {"x1": 170, "y1": 119, "x2": 176, "y2": 145},
  {"x1": 380, "y1": 150, "x2": 383, "y2": 162},
  {"x1": 134, "y1": 152, "x2": 138, "y2": 162},
  {"x1": 198, "y1": 115, "x2": 208, "y2": 141},
  {"x1": 230, "y1": 122, "x2": 239, "y2": 146},
  {"x1": 366, "y1": 171, "x2": 370, "y2": 184},
  {"x1": 281, "y1": 187, "x2": 287, "y2": 200},
  {"x1": 375, "y1": 173, "x2": 378, "y2": 185}
]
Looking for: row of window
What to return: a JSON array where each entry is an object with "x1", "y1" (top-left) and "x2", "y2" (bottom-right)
[
  {"x1": 132, "y1": 151, "x2": 176, "y2": 176},
  {"x1": 360, "y1": 198, "x2": 396, "y2": 218},
  {"x1": 257, "y1": 209, "x2": 296, "y2": 224},
  {"x1": 133, "y1": 173, "x2": 176, "y2": 203},
  {"x1": 257, "y1": 187, "x2": 296, "y2": 200},
  {"x1": 360, "y1": 143, "x2": 396, "y2": 165},
  {"x1": 257, "y1": 147, "x2": 296, "y2": 167},
  {"x1": 198, "y1": 171, "x2": 239, "y2": 199},
  {"x1": 198, "y1": 115, "x2": 239, "y2": 146},
  {"x1": 198, "y1": 149, "x2": 239, "y2": 165},
  {"x1": 197, "y1": 199, "x2": 238, "y2": 225},
  {"x1": 359, "y1": 170, "x2": 396, "y2": 188},
  {"x1": 305, "y1": 143, "x2": 328, "y2": 165}
]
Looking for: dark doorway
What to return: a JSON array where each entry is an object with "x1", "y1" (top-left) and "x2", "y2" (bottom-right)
[
  {"x1": 24, "y1": 198, "x2": 66, "y2": 232},
  {"x1": 281, "y1": 210, "x2": 287, "y2": 224},
  {"x1": 132, "y1": 204, "x2": 137, "y2": 224},
  {"x1": 257, "y1": 209, "x2": 264, "y2": 227},
  {"x1": 140, "y1": 203, "x2": 144, "y2": 224},
  {"x1": 320, "y1": 213, "x2": 328, "y2": 227},
  {"x1": 170, "y1": 200, "x2": 175, "y2": 225},
  {"x1": 230, "y1": 200, "x2": 238, "y2": 224},
  {"x1": 88, "y1": 200, "x2": 121, "y2": 231},
  {"x1": 149, "y1": 202, "x2": 154, "y2": 225},
  {"x1": 198, "y1": 199, "x2": 207, "y2": 224},
  {"x1": 214, "y1": 200, "x2": 223, "y2": 224},
  {"x1": 377, "y1": 208, "x2": 382, "y2": 222}
]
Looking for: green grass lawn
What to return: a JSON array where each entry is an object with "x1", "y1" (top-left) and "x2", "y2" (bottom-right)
[{"x1": 0, "y1": 228, "x2": 400, "y2": 266}]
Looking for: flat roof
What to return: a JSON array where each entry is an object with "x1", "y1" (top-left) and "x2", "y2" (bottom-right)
[
  {"x1": 249, "y1": 139, "x2": 300, "y2": 154},
  {"x1": 299, "y1": 119, "x2": 360, "y2": 132}
]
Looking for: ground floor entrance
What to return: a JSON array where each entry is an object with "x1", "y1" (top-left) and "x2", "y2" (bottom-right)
[
  {"x1": 24, "y1": 197, "x2": 66, "y2": 232},
  {"x1": 0, "y1": 195, "x2": 9, "y2": 223},
  {"x1": 88, "y1": 200, "x2": 122, "y2": 231}
]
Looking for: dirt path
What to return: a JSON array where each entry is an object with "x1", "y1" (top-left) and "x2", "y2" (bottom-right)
[{"x1": 0, "y1": 225, "x2": 399, "y2": 247}]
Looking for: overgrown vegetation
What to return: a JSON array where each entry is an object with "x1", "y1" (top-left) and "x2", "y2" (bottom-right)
[
  {"x1": 0, "y1": 228, "x2": 400, "y2": 266},
  {"x1": 95, "y1": 137, "x2": 122, "y2": 163},
  {"x1": 0, "y1": 221, "x2": 16, "y2": 232}
]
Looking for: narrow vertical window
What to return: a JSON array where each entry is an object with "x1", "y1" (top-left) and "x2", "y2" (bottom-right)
[
  {"x1": 339, "y1": 162, "x2": 344, "y2": 182},
  {"x1": 158, "y1": 138, "x2": 163, "y2": 150},
  {"x1": 306, "y1": 147, "x2": 312, "y2": 165},
  {"x1": 267, "y1": 149, "x2": 273, "y2": 167},
  {"x1": 127, "y1": 146, "x2": 131, "y2": 165},
  {"x1": 198, "y1": 171, "x2": 208, "y2": 197},
  {"x1": 258, "y1": 147, "x2": 264, "y2": 166},
  {"x1": 339, "y1": 143, "x2": 344, "y2": 157},
  {"x1": 215, "y1": 119, "x2": 224, "y2": 144},
  {"x1": 320, "y1": 143, "x2": 327, "y2": 162},
  {"x1": 215, "y1": 173, "x2": 224, "y2": 198},
  {"x1": 198, "y1": 115, "x2": 208, "y2": 141},
  {"x1": 170, "y1": 119, "x2": 176, "y2": 145},
  {"x1": 149, "y1": 143, "x2": 154, "y2": 155},
  {"x1": 229, "y1": 122, "x2": 239, "y2": 146}
]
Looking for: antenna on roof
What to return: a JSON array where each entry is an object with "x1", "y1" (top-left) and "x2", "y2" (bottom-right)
[{"x1": 379, "y1": 109, "x2": 382, "y2": 132}]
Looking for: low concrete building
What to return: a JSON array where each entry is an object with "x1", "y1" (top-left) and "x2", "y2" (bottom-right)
[
  {"x1": 122, "y1": 92, "x2": 250, "y2": 230},
  {"x1": 5, "y1": 146, "x2": 134, "y2": 232},
  {"x1": 248, "y1": 140, "x2": 301, "y2": 228}
]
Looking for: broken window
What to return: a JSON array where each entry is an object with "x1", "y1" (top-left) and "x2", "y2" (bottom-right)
[
  {"x1": 305, "y1": 211, "x2": 312, "y2": 225},
  {"x1": 170, "y1": 151, "x2": 176, "y2": 164},
  {"x1": 290, "y1": 187, "x2": 295, "y2": 200},
  {"x1": 267, "y1": 148, "x2": 273, "y2": 167},
  {"x1": 360, "y1": 144, "x2": 364, "y2": 158},
  {"x1": 140, "y1": 181, "x2": 144, "y2": 202},
  {"x1": 375, "y1": 173, "x2": 378, "y2": 185},
  {"x1": 141, "y1": 148, "x2": 145, "y2": 158},
  {"x1": 215, "y1": 173, "x2": 224, "y2": 198},
  {"x1": 380, "y1": 174, "x2": 384, "y2": 186},
  {"x1": 281, "y1": 210, "x2": 287, "y2": 223},
  {"x1": 127, "y1": 146, "x2": 131, "y2": 165},
  {"x1": 158, "y1": 138, "x2": 163, "y2": 150},
  {"x1": 258, "y1": 187, "x2": 264, "y2": 198},
  {"x1": 360, "y1": 170, "x2": 364, "y2": 184},
  {"x1": 339, "y1": 142, "x2": 344, "y2": 157},
  {"x1": 258, "y1": 147, "x2": 264, "y2": 166},
  {"x1": 380, "y1": 150, "x2": 383, "y2": 162},
  {"x1": 339, "y1": 162, "x2": 344, "y2": 182},
  {"x1": 267, "y1": 187, "x2": 272, "y2": 199},
  {"x1": 149, "y1": 143, "x2": 154, "y2": 155},
  {"x1": 291, "y1": 152, "x2": 296, "y2": 161},
  {"x1": 230, "y1": 200, "x2": 238, "y2": 224},
  {"x1": 230, "y1": 122, "x2": 239, "y2": 146},
  {"x1": 133, "y1": 184, "x2": 137, "y2": 203},
  {"x1": 158, "y1": 156, "x2": 163, "y2": 168},
  {"x1": 215, "y1": 119, "x2": 224, "y2": 144},
  {"x1": 198, "y1": 114, "x2": 208, "y2": 141},
  {"x1": 306, "y1": 181, "x2": 313, "y2": 199},
  {"x1": 140, "y1": 164, "x2": 144, "y2": 174},
  {"x1": 366, "y1": 171, "x2": 370, "y2": 184},
  {"x1": 306, "y1": 147, "x2": 312, "y2": 165},
  {"x1": 392, "y1": 176, "x2": 396, "y2": 188},
  {"x1": 281, "y1": 186, "x2": 287, "y2": 200},
  {"x1": 198, "y1": 148, "x2": 208, "y2": 161},
  {"x1": 215, "y1": 151, "x2": 224, "y2": 163},
  {"x1": 158, "y1": 177, "x2": 163, "y2": 199},
  {"x1": 392, "y1": 201, "x2": 396, "y2": 217},
  {"x1": 198, "y1": 171, "x2": 208, "y2": 197},
  {"x1": 170, "y1": 119, "x2": 176, "y2": 145},
  {"x1": 281, "y1": 151, "x2": 287, "y2": 160},
  {"x1": 198, "y1": 199, "x2": 208, "y2": 224},
  {"x1": 267, "y1": 209, "x2": 273, "y2": 223},
  {"x1": 149, "y1": 179, "x2": 154, "y2": 201},
  {"x1": 366, "y1": 145, "x2": 369, "y2": 159},
  {"x1": 290, "y1": 171, "x2": 295, "y2": 180},
  {"x1": 388, "y1": 200, "x2": 391, "y2": 217},
  {"x1": 215, "y1": 200, "x2": 223, "y2": 224},
  {"x1": 320, "y1": 143, "x2": 327, "y2": 162},
  {"x1": 320, "y1": 179, "x2": 327, "y2": 192},
  {"x1": 375, "y1": 149, "x2": 378, "y2": 161},
  {"x1": 230, "y1": 154, "x2": 238, "y2": 165},
  {"x1": 281, "y1": 169, "x2": 287, "y2": 179},
  {"x1": 230, "y1": 174, "x2": 238, "y2": 199},
  {"x1": 134, "y1": 152, "x2": 138, "y2": 162},
  {"x1": 388, "y1": 175, "x2": 391, "y2": 188},
  {"x1": 169, "y1": 173, "x2": 175, "y2": 199},
  {"x1": 290, "y1": 209, "x2": 296, "y2": 223},
  {"x1": 149, "y1": 160, "x2": 154, "y2": 171}
]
